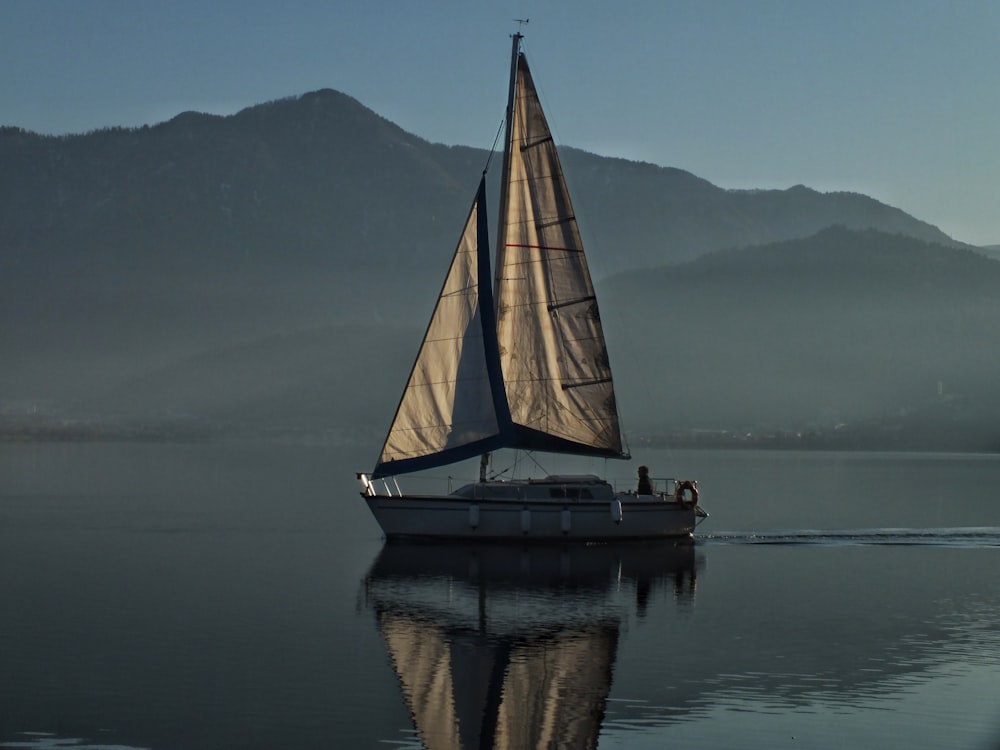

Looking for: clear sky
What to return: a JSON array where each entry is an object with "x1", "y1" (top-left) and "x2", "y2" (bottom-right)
[{"x1": 4, "y1": 0, "x2": 998, "y2": 245}]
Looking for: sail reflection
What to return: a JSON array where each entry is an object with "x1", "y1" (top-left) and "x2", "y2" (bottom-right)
[{"x1": 362, "y1": 542, "x2": 701, "y2": 750}]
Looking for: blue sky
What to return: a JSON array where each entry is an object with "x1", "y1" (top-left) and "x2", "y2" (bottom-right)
[{"x1": 4, "y1": 0, "x2": 998, "y2": 245}]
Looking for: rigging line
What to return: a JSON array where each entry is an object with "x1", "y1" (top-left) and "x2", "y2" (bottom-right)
[
  {"x1": 400, "y1": 374, "x2": 495, "y2": 387},
  {"x1": 483, "y1": 118, "x2": 506, "y2": 175},
  {"x1": 488, "y1": 454, "x2": 517, "y2": 480},
  {"x1": 523, "y1": 451, "x2": 551, "y2": 476}
]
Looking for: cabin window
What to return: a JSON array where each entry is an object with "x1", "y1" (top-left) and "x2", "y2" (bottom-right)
[{"x1": 548, "y1": 487, "x2": 594, "y2": 500}]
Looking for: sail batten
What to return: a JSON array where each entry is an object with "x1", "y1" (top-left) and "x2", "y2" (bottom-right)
[
  {"x1": 547, "y1": 296, "x2": 596, "y2": 311},
  {"x1": 536, "y1": 216, "x2": 576, "y2": 229},
  {"x1": 520, "y1": 135, "x2": 554, "y2": 149},
  {"x1": 504, "y1": 244, "x2": 583, "y2": 254},
  {"x1": 562, "y1": 378, "x2": 613, "y2": 390}
]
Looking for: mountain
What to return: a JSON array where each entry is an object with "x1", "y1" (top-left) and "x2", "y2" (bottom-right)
[
  {"x1": 978, "y1": 245, "x2": 1000, "y2": 262},
  {"x1": 0, "y1": 89, "x2": 960, "y2": 306},
  {"x1": 600, "y1": 226, "x2": 1000, "y2": 449},
  {"x1": 560, "y1": 155, "x2": 959, "y2": 267},
  {"x1": 2, "y1": 90, "x2": 996, "y2": 449}
]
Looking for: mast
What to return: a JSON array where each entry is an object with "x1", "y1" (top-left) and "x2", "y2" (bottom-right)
[
  {"x1": 493, "y1": 32, "x2": 522, "y2": 305},
  {"x1": 477, "y1": 32, "x2": 522, "y2": 481}
]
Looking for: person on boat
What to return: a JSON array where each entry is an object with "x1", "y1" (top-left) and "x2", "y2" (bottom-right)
[{"x1": 637, "y1": 465, "x2": 654, "y2": 495}]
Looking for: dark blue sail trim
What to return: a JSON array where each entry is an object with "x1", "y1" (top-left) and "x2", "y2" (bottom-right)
[
  {"x1": 510, "y1": 424, "x2": 628, "y2": 460},
  {"x1": 372, "y1": 434, "x2": 507, "y2": 479},
  {"x1": 475, "y1": 178, "x2": 515, "y2": 443},
  {"x1": 372, "y1": 426, "x2": 624, "y2": 479}
]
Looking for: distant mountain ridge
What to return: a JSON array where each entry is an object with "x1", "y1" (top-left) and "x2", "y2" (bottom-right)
[
  {"x1": 0, "y1": 88, "x2": 965, "y2": 351},
  {"x1": 2, "y1": 89, "x2": 997, "y2": 449},
  {"x1": 1, "y1": 88, "x2": 961, "y2": 283}
]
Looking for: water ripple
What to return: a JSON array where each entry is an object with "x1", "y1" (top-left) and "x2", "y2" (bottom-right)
[{"x1": 700, "y1": 527, "x2": 1000, "y2": 547}]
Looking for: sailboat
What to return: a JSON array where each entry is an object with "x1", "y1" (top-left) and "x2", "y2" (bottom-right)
[{"x1": 358, "y1": 33, "x2": 707, "y2": 540}]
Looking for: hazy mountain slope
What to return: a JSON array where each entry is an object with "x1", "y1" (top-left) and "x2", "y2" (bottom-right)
[
  {"x1": 559, "y1": 153, "x2": 956, "y2": 268},
  {"x1": 80, "y1": 324, "x2": 415, "y2": 436},
  {"x1": 43, "y1": 227, "x2": 998, "y2": 453},
  {"x1": 601, "y1": 227, "x2": 1000, "y2": 446}
]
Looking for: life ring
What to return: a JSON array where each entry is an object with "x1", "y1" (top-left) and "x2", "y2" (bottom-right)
[{"x1": 675, "y1": 480, "x2": 699, "y2": 507}]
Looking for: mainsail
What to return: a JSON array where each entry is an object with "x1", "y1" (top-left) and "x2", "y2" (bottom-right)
[
  {"x1": 372, "y1": 37, "x2": 625, "y2": 479},
  {"x1": 494, "y1": 51, "x2": 625, "y2": 458}
]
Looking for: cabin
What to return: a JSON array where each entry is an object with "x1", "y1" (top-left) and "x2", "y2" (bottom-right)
[{"x1": 452, "y1": 475, "x2": 615, "y2": 502}]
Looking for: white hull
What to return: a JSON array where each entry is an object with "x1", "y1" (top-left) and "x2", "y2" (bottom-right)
[{"x1": 364, "y1": 493, "x2": 700, "y2": 541}]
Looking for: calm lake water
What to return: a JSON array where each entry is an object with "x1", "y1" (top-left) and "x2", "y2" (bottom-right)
[{"x1": 1, "y1": 442, "x2": 999, "y2": 749}]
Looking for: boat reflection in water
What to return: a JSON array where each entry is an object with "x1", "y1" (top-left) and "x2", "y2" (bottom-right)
[{"x1": 362, "y1": 541, "x2": 701, "y2": 749}]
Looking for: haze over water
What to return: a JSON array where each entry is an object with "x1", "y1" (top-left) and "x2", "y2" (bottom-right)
[{"x1": 1, "y1": 441, "x2": 999, "y2": 749}]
